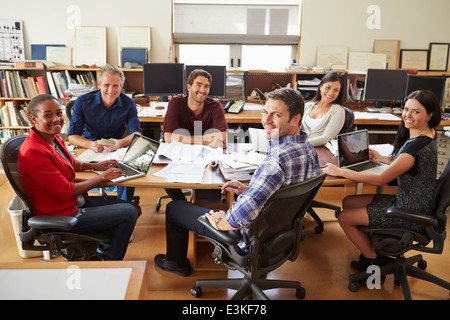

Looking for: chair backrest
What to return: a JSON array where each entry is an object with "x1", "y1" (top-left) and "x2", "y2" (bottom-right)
[
  {"x1": 339, "y1": 106, "x2": 355, "y2": 135},
  {"x1": 434, "y1": 160, "x2": 450, "y2": 233},
  {"x1": 248, "y1": 173, "x2": 326, "y2": 267},
  {"x1": 0, "y1": 135, "x2": 31, "y2": 210},
  {"x1": 65, "y1": 100, "x2": 75, "y2": 121}
]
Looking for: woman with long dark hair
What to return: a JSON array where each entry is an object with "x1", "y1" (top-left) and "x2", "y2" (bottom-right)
[
  {"x1": 323, "y1": 89, "x2": 441, "y2": 269},
  {"x1": 301, "y1": 71, "x2": 346, "y2": 146}
]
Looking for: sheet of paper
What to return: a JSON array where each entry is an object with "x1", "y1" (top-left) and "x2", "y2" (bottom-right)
[
  {"x1": 369, "y1": 143, "x2": 394, "y2": 157},
  {"x1": 154, "y1": 141, "x2": 222, "y2": 165},
  {"x1": 153, "y1": 162, "x2": 206, "y2": 184},
  {"x1": 374, "y1": 113, "x2": 401, "y2": 121},
  {"x1": 75, "y1": 148, "x2": 127, "y2": 162}
]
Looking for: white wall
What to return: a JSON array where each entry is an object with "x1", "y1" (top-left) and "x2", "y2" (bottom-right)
[
  {"x1": 1, "y1": 0, "x2": 172, "y2": 64},
  {"x1": 2, "y1": 0, "x2": 450, "y2": 69},
  {"x1": 300, "y1": 0, "x2": 450, "y2": 68}
]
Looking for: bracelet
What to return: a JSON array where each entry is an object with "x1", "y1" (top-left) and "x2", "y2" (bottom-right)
[{"x1": 215, "y1": 216, "x2": 224, "y2": 231}]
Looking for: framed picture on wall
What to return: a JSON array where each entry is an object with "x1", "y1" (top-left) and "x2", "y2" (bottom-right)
[
  {"x1": 74, "y1": 26, "x2": 107, "y2": 66},
  {"x1": 118, "y1": 26, "x2": 151, "y2": 66},
  {"x1": 399, "y1": 49, "x2": 428, "y2": 71},
  {"x1": 373, "y1": 40, "x2": 401, "y2": 69},
  {"x1": 428, "y1": 43, "x2": 449, "y2": 71}
]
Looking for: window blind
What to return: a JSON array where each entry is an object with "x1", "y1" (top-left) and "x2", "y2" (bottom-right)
[{"x1": 173, "y1": 1, "x2": 301, "y2": 45}]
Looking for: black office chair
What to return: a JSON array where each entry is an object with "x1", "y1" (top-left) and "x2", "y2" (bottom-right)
[
  {"x1": 348, "y1": 160, "x2": 450, "y2": 300},
  {"x1": 65, "y1": 99, "x2": 75, "y2": 121},
  {"x1": 307, "y1": 106, "x2": 355, "y2": 233},
  {"x1": 1, "y1": 135, "x2": 112, "y2": 261},
  {"x1": 190, "y1": 173, "x2": 326, "y2": 300}
]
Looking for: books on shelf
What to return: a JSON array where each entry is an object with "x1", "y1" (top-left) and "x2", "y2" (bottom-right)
[
  {"x1": 0, "y1": 70, "x2": 47, "y2": 99},
  {"x1": 0, "y1": 101, "x2": 30, "y2": 127},
  {"x1": 0, "y1": 67, "x2": 97, "y2": 99}
]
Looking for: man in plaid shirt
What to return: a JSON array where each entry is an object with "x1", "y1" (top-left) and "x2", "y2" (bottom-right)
[{"x1": 155, "y1": 88, "x2": 321, "y2": 277}]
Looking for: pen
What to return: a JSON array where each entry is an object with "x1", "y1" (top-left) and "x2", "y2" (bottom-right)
[{"x1": 219, "y1": 185, "x2": 241, "y2": 189}]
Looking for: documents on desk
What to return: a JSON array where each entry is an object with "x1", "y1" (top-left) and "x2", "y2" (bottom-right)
[
  {"x1": 76, "y1": 148, "x2": 127, "y2": 162},
  {"x1": 353, "y1": 111, "x2": 401, "y2": 121},
  {"x1": 137, "y1": 102, "x2": 168, "y2": 117},
  {"x1": 152, "y1": 141, "x2": 223, "y2": 183}
]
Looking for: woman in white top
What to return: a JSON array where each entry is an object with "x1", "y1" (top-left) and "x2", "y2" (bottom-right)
[{"x1": 301, "y1": 72, "x2": 345, "y2": 146}]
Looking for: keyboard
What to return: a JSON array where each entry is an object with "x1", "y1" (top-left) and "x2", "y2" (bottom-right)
[
  {"x1": 349, "y1": 161, "x2": 380, "y2": 172},
  {"x1": 119, "y1": 163, "x2": 140, "y2": 177}
]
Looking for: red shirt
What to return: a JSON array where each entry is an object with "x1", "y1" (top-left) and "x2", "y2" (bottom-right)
[
  {"x1": 18, "y1": 128, "x2": 79, "y2": 216},
  {"x1": 162, "y1": 95, "x2": 228, "y2": 135}
]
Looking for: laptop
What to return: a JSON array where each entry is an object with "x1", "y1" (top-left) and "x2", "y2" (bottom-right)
[
  {"x1": 99, "y1": 134, "x2": 159, "y2": 183},
  {"x1": 248, "y1": 127, "x2": 270, "y2": 154},
  {"x1": 337, "y1": 129, "x2": 387, "y2": 173}
]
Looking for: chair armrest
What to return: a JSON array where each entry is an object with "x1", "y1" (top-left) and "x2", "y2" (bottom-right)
[
  {"x1": 386, "y1": 207, "x2": 437, "y2": 228},
  {"x1": 197, "y1": 215, "x2": 242, "y2": 246},
  {"x1": 28, "y1": 216, "x2": 79, "y2": 231}
]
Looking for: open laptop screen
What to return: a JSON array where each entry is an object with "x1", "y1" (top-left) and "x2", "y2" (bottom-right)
[
  {"x1": 337, "y1": 130, "x2": 370, "y2": 167},
  {"x1": 123, "y1": 134, "x2": 159, "y2": 174}
]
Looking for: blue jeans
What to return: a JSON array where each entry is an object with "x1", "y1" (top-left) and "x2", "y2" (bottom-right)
[
  {"x1": 117, "y1": 186, "x2": 135, "y2": 202},
  {"x1": 71, "y1": 196, "x2": 138, "y2": 260}
]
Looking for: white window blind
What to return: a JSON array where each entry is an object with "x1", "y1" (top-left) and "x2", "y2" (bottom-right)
[{"x1": 173, "y1": 0, "x2": 301, "y2": 45}]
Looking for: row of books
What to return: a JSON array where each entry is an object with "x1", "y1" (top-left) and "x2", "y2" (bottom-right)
[
  {"x1": 0, "y1": 70, "x2": 47, "y2": 99},
  {"x1": 0, "y1": 101, "x2": 30, "y2": 127},
  {"x1": 0, "y1": 128, "x2": 29, "y2": 144},
  {"x1": 46, "y1": 70, "x2": 97, "y2": 99},
  {"x1": 0, "y1": 69, "x2": 97, "y2": 100}
]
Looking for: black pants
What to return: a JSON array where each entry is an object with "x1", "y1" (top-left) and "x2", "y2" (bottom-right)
[
  {"x1": 165, "y1": 200, "x2": 223, "y2": 264},
  {"x1": 164, "y1": 188, "x2": 187, "y2": 201}
]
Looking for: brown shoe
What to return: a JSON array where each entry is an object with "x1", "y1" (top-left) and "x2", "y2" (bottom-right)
[{"x1": 132, "y1": 203, "x2": 142, "y2": 217}]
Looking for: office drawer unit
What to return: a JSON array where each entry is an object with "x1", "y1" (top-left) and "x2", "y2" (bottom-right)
[{"x1": 437, "y1": 129, "x2": 450, "y2": 178}]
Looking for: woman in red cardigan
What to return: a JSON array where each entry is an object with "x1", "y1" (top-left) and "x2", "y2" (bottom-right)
[{"x1": 18, "y1": 94, "x2": 138, "y2": 260}]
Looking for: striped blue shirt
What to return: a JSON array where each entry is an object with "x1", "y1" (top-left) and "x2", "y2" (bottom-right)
[{"x1": 226, "y1": 131, "x2": 320, "y2": 251}]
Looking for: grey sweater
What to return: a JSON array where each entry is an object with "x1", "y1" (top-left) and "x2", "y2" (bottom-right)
[{"x1": 301, "y1": 102, "x2": 345, "y2": 146}]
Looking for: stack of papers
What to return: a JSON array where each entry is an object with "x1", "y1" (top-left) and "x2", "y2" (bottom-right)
[
  {"x1": 217, "y1": 144, "x2": 264, "y2": 181},
  {"x1": 152, "y1": 141, "x2": 223, "y2": 184}
]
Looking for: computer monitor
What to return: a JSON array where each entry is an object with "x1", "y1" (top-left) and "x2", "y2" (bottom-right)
[
  {"x1": 143, "y1": 63, "x2": 185, "y2": 100},
  {"x1": 404, "y1": 75, "x2": 446, "y2": 106},
  {"x1": 364, "y1": 69, "x2": 408, "y2": 107},
  {"x1": 185, "y1": 65, "x2": 227, "y2": 98}
]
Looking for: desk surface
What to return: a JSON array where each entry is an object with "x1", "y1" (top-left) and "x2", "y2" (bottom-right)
[
  {"x1": 139, "y1": 108, "x2": 450, "y2": 127},
  {"x1": 76, "y1": 146, "x2": 350, "y2": 188},
  {"x1": 0, "y1": 260, "x2": 147, "y2": 300}
]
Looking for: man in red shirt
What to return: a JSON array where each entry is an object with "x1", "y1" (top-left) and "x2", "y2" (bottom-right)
[
  {"x1": 163, "y1": 69, "x2": 228, "y2": 147},
  {"x1": 162, "y1": 69, "x2": 228, "y2": 200}
]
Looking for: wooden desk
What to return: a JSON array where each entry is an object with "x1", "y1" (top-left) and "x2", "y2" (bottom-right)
[
  {"x1": 138, "y1": 106, "x2": 450, "y2": 127},
  {"x1": 75, "y1": 146, "x2": 349, "y2": 188},
  {"x1": 0, "y1": 260, "x2": 148, "y2": 300},
  {"x1": 139, "y1": 109, "x2": 263, "y2": 124}
]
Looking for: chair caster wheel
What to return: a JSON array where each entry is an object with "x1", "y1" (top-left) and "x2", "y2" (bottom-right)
[
  {"x1": 191, "y1": 286, "x2": 203, "y2": 298},
  {"x1": 348, "y1": 281, "x2": 360, "y2": 292},
  {"x1": 296, "y1": 287, "x2": 306, "y2": 299},
  {"x1": 418, "y1": 259, "x2": 427, "y2": 270},
  {"x1": 314, "y1": 225, "x2": 324, "y2": 233}
]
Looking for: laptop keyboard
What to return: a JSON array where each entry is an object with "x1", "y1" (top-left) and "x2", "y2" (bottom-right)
[
  {"x1": 119, "y1": 163, "x2": 139, "y2": 177},
  {"x1": 349, "y1": 162, "x2": 380, "y2": 172}
]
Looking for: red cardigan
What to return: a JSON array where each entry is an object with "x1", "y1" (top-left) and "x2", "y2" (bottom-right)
[{"x1": 18, "y1": 129, "x2": 79, "y2": 216}]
